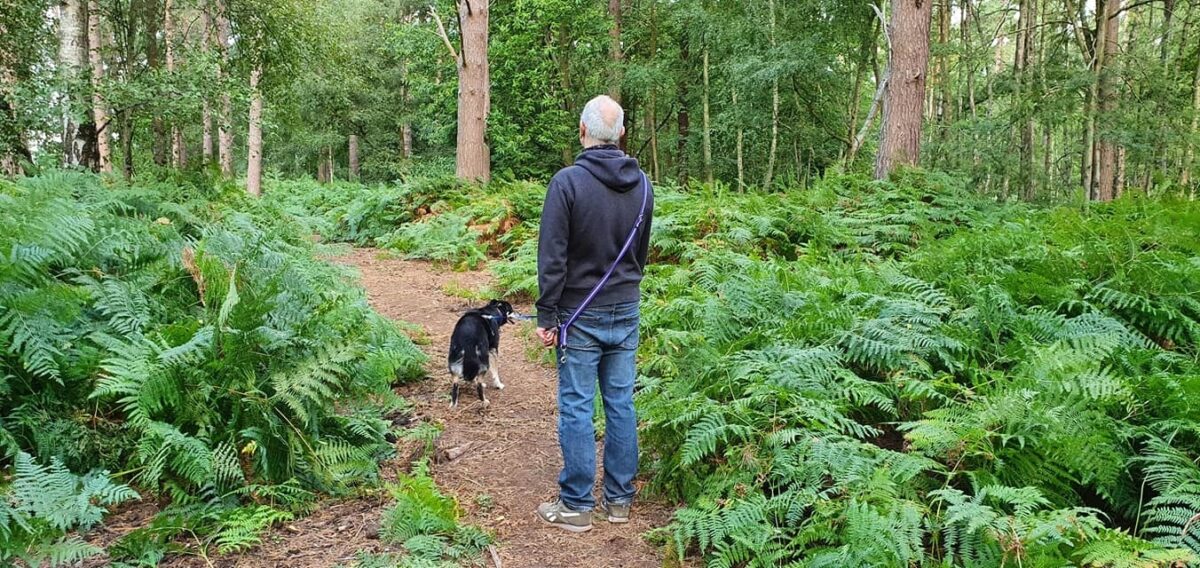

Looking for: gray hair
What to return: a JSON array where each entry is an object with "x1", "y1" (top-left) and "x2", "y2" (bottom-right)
[{"x1": 580, "y1": 95, "x2": 624, "y2": 145}]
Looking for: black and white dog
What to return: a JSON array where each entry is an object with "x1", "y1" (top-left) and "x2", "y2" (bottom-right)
[{"x1": 448, "y1": 300, "x2": 514, "y2": 408}]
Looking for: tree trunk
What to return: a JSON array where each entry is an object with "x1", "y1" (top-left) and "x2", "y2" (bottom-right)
[
  {"x1": 764, "y1": 0, "x2": 779, "y2": 188},
  {"x1": 556, "y1": 22, "x2": 573, "y2": 167},
  {"x1": 702, "y1": 47, "x2": 712, "y2": 185},
  {"x1": 402, "y1": 123, "x2": 413, "y2": 159},
  {"x1": 734, "y1": 87, "x2": 744, "y2": 191},
  {"x1": 937, "y1": 0, "x2": 951, "y2": 129},
  {"x1": 850, "y1": 48, "x2": 886, "y2": 166},
  {"x1": 120, "y1": 108, "x2": 132, "y2": 180},
  {"x1": 1181, "y1": 37, "x2": 1200, "y2": 189},
  {"x1": 201, "y1": 9, "x2": 213, "y2": 164},
  {"x1": 647, "y1": 1, "x2": 659, "y2": 180},
  {"x1": 608, "y1": 0, "x2": 623, "y2": 102},
  {"x1": 455, "y1": 0, "x2": 490, "y2": 182},
  {"x1": 1091, "y1": 0, "x2": 1120, "y2": 201},
  {"x1": 677, "y1": 35, "x2": 689, "y2": 184},
  {"x1": 165, "y1": 0, "x2": 184, "y2": 168},
  {"x1": 57, "y1": 0, "x2": 86, "y2": 167},
  {"x1": 246, "y1": 66, "x2": 263, "y2": 196},
  {"x1": 144, "y1": 0, "x2": 168, "y2": 167},
  {"x1": 86, "y1": 0, "x2": 111, "y2": 173},
  {"x1": 327, "y1": 146, "x2": 335, "y2": 182},
  {"x1": 217, "y1": 0, "x2": 234, "y2": 177},
  {"x1": 348, "y1": 134, "x2": 360, "y2": 181},
  {"x1": 1015, "y1": 0, "x2": 1036, "y2": 199},
  {"x1": 874, "y1": 0, "x2": 934, "y2": 179}
]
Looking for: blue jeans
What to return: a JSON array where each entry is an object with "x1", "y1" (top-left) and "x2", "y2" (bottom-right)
[{"x1": 555, "y1": 301, "x2": 640, "y2": 511}]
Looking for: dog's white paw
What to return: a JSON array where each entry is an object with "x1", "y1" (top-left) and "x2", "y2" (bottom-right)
[{"x1": 493, "y1": 380, "x2": 505, "y2": 390}]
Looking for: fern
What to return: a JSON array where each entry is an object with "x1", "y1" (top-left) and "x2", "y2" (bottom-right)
[{"x1": 0, "y1": 452, "x2": 137, "y2": 566}]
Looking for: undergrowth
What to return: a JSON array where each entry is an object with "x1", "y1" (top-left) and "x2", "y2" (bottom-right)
[
  {"x1": 0, "y1": 172, "x2": 428, "y2": 565},
  {"x1": 279, "y1": 169, "x2": 1200, "y2": 567}
]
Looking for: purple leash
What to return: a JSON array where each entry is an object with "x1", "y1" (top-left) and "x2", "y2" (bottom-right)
[{"x1": 557, "y1": 173, "x2": 650, "y2": 355}]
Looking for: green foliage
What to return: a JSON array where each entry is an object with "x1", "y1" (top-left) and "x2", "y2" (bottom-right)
[
  {"x1": 0, "y1": 452, "x2": 137, "y2": 567},
  {"x1": 317, "y1": 169, "x2": 1200, "y2": 566},
  {"x1": 381, "y1": 214, "x2": 487, "y2": 270},
  {"x1": 0, "y1": 172, "x2": 427, "y2": 562},
  {"x1": 379, "y1": 461, "x2": 490, "y2": 567}
]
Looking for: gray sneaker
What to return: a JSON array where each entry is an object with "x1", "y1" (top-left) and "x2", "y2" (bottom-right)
[
  {"x1": 596, "y1": 498, "x2": 630, "y2": 523},
  {"x1": 536, "y1": 499, "x2": 592, "y2": 533}
]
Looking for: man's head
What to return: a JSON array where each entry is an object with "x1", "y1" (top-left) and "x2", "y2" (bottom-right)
[{"x1": 579, "y1": 95, "x2": 625, "y2": 148}]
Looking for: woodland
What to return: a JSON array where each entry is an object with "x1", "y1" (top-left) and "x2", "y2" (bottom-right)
[{"x1": 1, "y1": 0, "x2": 1200, "y2": 566}]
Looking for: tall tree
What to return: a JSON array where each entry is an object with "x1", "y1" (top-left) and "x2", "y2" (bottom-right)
[
  {"x1": 165, "y1": 0, "x2": 184, "y2": 168},
  {"x1": 677, "y1": 34, "x2": 689, "y2": 183},
  {"x1": 764, "y1": 0, "x2": 779, "y2": 187},
  {"x1": 454, "y1": 0, "x2": 490, "y2": 181},
  {"x1": 702, "y1": 46, "x2": 712, "y2": 185},
  {"x1": 216, "y1": 0, "x2": 234, "y2": 177},
  {"x1": 1091, "y1": 0, "x2": 1121, "y2": 201},
  {"x1": 201, "y1": 8, "x2": 213, "y2": 164},
  {"x1": 1182, "y1": 36, "x2": 1200, "y2": 190},
  {"x1": 874, "y1": 0, "x2": 934, "y2": 179},
  {"x1": 348, "y1": 134, "x2": 360, "y2": 180},
  {"x1": 1014, "y1": 0, "x2": 1036, "y2": 199},
  {"x1": 608, "y1": 0, "x2": 622, "y2": 103},
  {"x1": 246, "y1": 65, "x2": 263, "y2": 196},
  {"x1": 86, "y1": 0, "x2": 111, "y2": 173},
  {"x1": 57, "y1": 0, "x2": 86, "y2": 167}
]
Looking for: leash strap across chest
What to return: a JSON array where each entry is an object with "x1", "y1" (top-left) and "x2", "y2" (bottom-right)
[{"x1": 557, "y1": 173, "x2": 650, "y2": 352}]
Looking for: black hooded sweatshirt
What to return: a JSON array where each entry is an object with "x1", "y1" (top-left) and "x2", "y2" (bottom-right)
[{"x1": 536, "y1": 145, "x2": 654, "y2": 329}]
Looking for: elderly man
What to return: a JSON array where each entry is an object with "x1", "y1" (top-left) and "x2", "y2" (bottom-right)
[{"x1": 534, "y1": 95, "x2": 654, "y2": 533}]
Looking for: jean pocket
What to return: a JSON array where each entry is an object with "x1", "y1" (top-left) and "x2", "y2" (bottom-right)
[{"x1": 617, "y1": 321, "x2": 640, "y2": 350}]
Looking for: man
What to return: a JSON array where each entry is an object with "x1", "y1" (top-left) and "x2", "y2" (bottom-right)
[{"x1": 534, "y1": 95, "x2": 654, "y2": 533}]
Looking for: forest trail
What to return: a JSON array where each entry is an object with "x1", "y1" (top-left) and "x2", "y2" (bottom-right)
[
  {"x1": 344, "y1": 249, "x2": 672, "y2": 567},
  {"x1": 89, "y1": 249, "x2": 673, "y2": 568}
]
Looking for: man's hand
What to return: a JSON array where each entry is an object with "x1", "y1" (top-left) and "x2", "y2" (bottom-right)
[{"x1": 536, "y1": 327, "x2": 558, "y2": 348}]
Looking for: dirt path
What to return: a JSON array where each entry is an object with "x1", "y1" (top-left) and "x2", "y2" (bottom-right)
[
  {"x1": 341, "y1": 249, "x2": 673, "y2": 568},
  {"x1": 83, "y1": 250, "x2": 674, "y2": 568}
]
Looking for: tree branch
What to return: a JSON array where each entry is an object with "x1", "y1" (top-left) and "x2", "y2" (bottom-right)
[{"x1": 431, "y1": 7, "x2": 459, "y2": 64}]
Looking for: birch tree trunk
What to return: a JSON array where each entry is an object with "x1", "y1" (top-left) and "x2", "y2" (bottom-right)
[
  {"x1": 201, "y1": 10, "x2": 213, "y2": 164},
  {"x1": 455, "y1": 0, "x2": 490, "y2": 182},
  {"x1": 1014, "y1": 0, "x2": 1035, "y2": 199},
  {"x1": 87, "y1": 0, "x2": 111, "y2": 173},
  {"x1": 677, "y1": 36, "x2": 689, "y2": 184},
  {"x1": 702, "y1": 47, "x2": 712, "y2": 185},
  {"x1": 246, "y1": 66, "x2": 263, "y2": 196},
  {"x1": 1091, "y1": 0, "x2": 1120, "y2": 201},
  {"x1": 402, "y1": 124, "x2": 413, "y2": 159},
  {"x1": 165, "y1": 0, "x2": 185, "y2": 167},
  {"x1": 734, "y1": 87, "x2": 744, "y2": 191},
  {"x1": 874, "y1": 0, "x2": 934, "y2": 179},
  {"x1": 348, "y1": 134, "x2": 360, "y2": 180},
  {"x1": 764, "y1": 0, "x2": 779, "y2": 188},
  {"x1": 57, "y1": 0, "x2": 86, "y2": 167},
  {"x1": 217, "y1": 0, "x2": 234, "y2": 177}
]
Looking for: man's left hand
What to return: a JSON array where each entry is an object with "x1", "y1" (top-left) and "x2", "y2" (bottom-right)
[{"x1": 536, "y1": 327, "x2": 558, "y2": 347}]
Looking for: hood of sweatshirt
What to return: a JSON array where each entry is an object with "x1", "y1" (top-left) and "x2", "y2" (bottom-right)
[{"x1": 574, "y1": 145, "x2": 643, "y2": 193}]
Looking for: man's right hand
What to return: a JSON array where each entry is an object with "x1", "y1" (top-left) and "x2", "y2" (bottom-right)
[{"x1": 536, "y1": 327, "x2": 558, "y2": 348}]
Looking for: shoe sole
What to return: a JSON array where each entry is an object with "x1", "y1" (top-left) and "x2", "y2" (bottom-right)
[
  {"x1": 597, "y1": 507, "x2": 630, "y2": 524},
  {"x1": 537, "y1": 512, "x2": 593, "y2": 533}
]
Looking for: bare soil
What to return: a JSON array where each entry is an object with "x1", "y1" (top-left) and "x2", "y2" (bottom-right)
[{"x1": 85, "y1": 249, "x2": 675, "y2": 568}]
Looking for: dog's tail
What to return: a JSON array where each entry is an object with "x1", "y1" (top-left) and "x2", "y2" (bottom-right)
[{"x1": 460, "y1": 346, "x2": 481, "y2": 384}]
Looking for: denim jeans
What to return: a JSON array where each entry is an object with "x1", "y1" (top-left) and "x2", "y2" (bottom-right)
[{"x1": 555, "y1": 301, "x2": 640, "y2": 511}]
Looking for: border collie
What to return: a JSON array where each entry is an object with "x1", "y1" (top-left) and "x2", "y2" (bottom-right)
[{"x1": 448, "y1": 300, "x2": 514, "y2": 408}]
